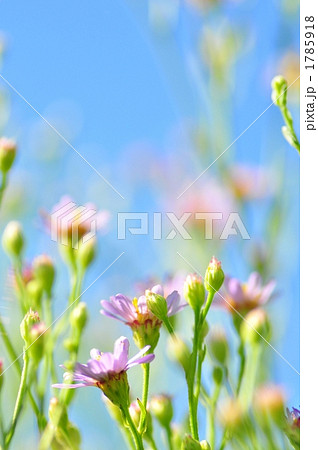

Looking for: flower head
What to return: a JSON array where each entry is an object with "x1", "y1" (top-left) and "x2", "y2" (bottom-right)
[
  {"x1": 220, "y1": 272, "x2": 275, "y2": 313},
  {"x1": 53, "y1": 336, "x2": 154, "y2": 408},
  {"x1": 286, "y1": 407, "x2": 300, "y2": 429},
  {"x1": 101, "y1": 285, "x2": 186, "y2": 349},
  {"x1": 0, "y1": 137, "x2": 16, "y2": 173}
]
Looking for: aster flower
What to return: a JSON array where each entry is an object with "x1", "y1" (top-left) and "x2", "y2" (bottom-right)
[
  {"x1": 219, "y1": 272, "x2": 275, "y2": 313},
  {"x1": 101, "y1": 285, "x2": 186, "y2": 349},
  {"x1": 285, "y1": 408, "x2": 300, "y2": 449},
  {"x1": 53, "y1": 336, "x2": 154, "y2": 408}
]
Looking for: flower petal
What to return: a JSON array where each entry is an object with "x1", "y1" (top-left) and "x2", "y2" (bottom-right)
[
  {"x1": 113, "y1": 336, "x2": 129, "y2": 372},
  {"x1": 126, "y1": 353, "x2": 155, "y2": 370},
  {"x1": 151, "y1": 285, "x2": 164, "y2": 296}
]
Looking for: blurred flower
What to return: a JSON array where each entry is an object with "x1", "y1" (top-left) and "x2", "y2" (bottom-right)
[
  {"x1": 41, "y1": 195, "x2": 110, "y2": 244},
  {"x1": 286, "y1": 407, "x2": 300, "y2": 429},
  {"x1": 2, "y1": 220, "x2": 24, "y2": 258},
  {"x1": 208, "y1": 326, "x2": 229, "y2": 366},
  {"x1": 101, "y1": 285, "x2": 185, "y2": 349},
  {"x1": 285, "y1": 407, "x2": 300, "y2": 449},
  {"x1": 219, "y1": 272, "x2": 275, "y2": 313},
  {"x1": 227, "y1": 165, "x2": 274, "y2": 200},
  {"x1": 53, "y1": 336, "x2": 155, "y2": 408},
  {"x1": 254, "y1": 385, "x2": 285, "y2": 425},
  {"x1": 278, "y1": 51, "x2": 300, "y2": 100},
  {"x1": 218, "y1": 398, "x2": 244, "y2": 431}
]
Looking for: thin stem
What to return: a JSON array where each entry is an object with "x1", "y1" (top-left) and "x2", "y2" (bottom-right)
[
  {"x1": 236, "y1": 338, "x2": 245, "y2": 395},
  {"x1": 5, "y1": 351, "x2": 29, "y2": 448},
  {"x1": 0, "y1": 316, "x2": 43, "y2": 426},
  {"x1": 0, "y1": 171, "x2": 7, "y2": 209},
  {"x1": 186, "y1": 310, "x2": 200, "y2": 440},
  {"x1": 239, "y1": 344, "x2": 261, "y2": 408},
  {"x1": 138, "y1": 363, "x2": 150, "y2": 433},
  {"x1": 121, "y1": 406, "x2": 144, "y2": 450},
  {"x1": 200, "y1": 291, "x2": 214, "y2": 324},
  {"x1": 208, "y1": 381, "x2": 222, "y2": 449},
  {"x1": 164, "y1": 424, "x2": 173, "y2": 450}
]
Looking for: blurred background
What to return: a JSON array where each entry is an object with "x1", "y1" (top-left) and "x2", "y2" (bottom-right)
[{"x1": 0, "y1": 0, "x2": 299, "y2": 448}]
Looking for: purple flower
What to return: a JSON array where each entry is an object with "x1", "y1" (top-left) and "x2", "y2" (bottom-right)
[
  {"x1": 53, "y1": 336, "x2": 154, "y2": 407},
  {"x1": 101, "y1": 285, "x2": 186, "y2": 349},
  {"x1": 218, "y1": 272, "x2": 275, "y2": 313},
  {"x1": 286, "y1": 407, "x2": 300, "y2": 429},
  {"x1": 101, "y1": 285, "x2": 186, "y2": 326}
]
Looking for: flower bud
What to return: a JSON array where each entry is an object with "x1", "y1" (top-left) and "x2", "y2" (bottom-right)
[
  {"x1": 70, "y1": 302, "x2": 88, "y2": 333},
  {"x1": 26, "y1": 279, "x2": 43, "y2": 309},
  {"x1": 240, "y1": 308, "x2": 271, "y2": 345},
  {"x1": 204, "y1": 257, "x2": 224, "y2": 293},
  {"x1": 254, "y1": 385, "x2": 285, "y2": 425},
  {"x1": 146, "y1": 292, "x2": 168, "y2": 321},
  {"x1": 20, "y1": 309, "x2": 40, "y2": 344},
  {"x1": 0, "y1": 137, "x2": 16, "y2": 173},
  {"x1": 2, "y1": 221, "x2": 24, "y2": 258},
  {"x1": 271, "y1": 75, "x2": 287, "y2": 107},
  {"x1": 167, "y1": 334, "x2": 191, "y2": 374},
  {"x1": 32, "y1": 254, "x2": 55, "y2": 296},
  {"x1": 28, "y1": 322, "x2": 47, "y2": 363},
  {"x1": 181, "y1": 435, "x2": 202, "y2": 450},
  {"x1": 208, "y1": 327, "x2": 229, "y2": 366},
  {"x1": 212, "y1": 366, "x2": 223, "y2": 385},
  {"x1": 78, "y1": 237, "x2": 96, "y2": 269},
  {"x1": 184, "y1": 274, "x2": 205, "y2": 312},
  {"x1": 150, "y1": 394, "x2": 173, "y2": 428}
]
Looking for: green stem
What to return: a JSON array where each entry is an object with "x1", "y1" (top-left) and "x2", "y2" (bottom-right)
[
  {"x1": 0, "y1": 316, "x2": 43, "y2": 427},
  {"x1": 0, "y1": 171, "x2": 7, "y2": 209},
  {"x1": 164, "y1": 424, "x2": 173, "y2": 450},
  {"x1": 236, "y1": 338, "x2": 245, "y2": 395},
  {"x1": 138, "y1": 363, "x2": 150, "y2": 433},
  {"x1": 122, "y1": 406, "x2": 144, "y2": 450},
  {"x1": 208, "y1": 382, "x2": 222, "y2": 449},
  {"x1": 239, "y1": 344, "x2": 261, "y2": 408},
  {"x1": 186, "y1": 311, "x2": 200, "y2": 440},
  {"x1": 5, "y1": 351, "x2": 29, "y2": 448},
  {"x1": 200, "y1": 291, "x2": 214, "y2": 325}
]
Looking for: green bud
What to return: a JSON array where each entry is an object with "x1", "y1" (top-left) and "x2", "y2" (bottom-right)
[
  {"x1": 63, "y1": 337, "x2": 78, "y2": 353},
  {"x1": 70, "y1": 302, "x2": 88, "y2": 333},
  {"x1": 146, "y1": 292, "x2": 168, "y2": 321},
  {"x1": 184, "y1": 273, "x2": 205, "y2": 312},
  {"x1": 26, "y1": 279, "x2": 43, "y2": 309},
  {"x1": 212, "y1": 366, "x2": 223, "y2": 385},
  {"x1": 208, "y1": 327, "x2": 229, "y2": 366},
  {"x1": 0, "y1": 137, "x2": 16, "y2": 173},
  {"x1": 240, "y1": 308, "x2": 271, "y2": 345},
  {"x1": 28, "y1": 322, "x2": 47, "y2": 363},
  {"x1": 167, "y1": 334, "x2": 191, "y2": 374},
  {"x1": 271, "y1": 75, "x2": 287, "y2": 107},
  {"x1": 181, "y1": 435, "x2": 201, "y2": 450},
  {"x1": 2, "y1": 221, "x2": 24, "y2": 258},
  {"x1": 77, "y1": 238, "x2": 96, "y2": 269},
  {"x1": 150, "y1": 394, "x2": 173, "y2": 428},
  {"x1": 204, "y1": 257, "x2": 224, "y2": 293},
  {"x1": 33, "y1": 254, "x2": 55, "y2": 296},
  {"x1": 20, "y1": 309, "x2": 40, "y2": 344}
]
